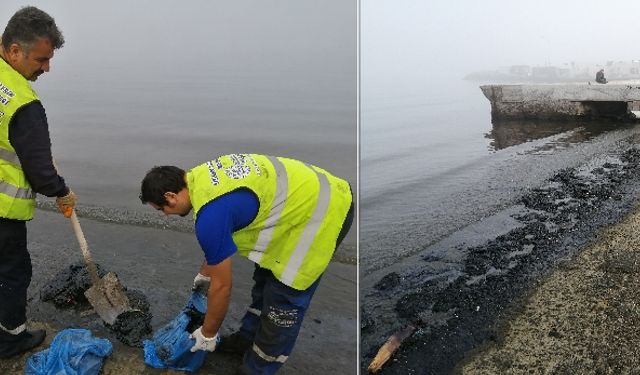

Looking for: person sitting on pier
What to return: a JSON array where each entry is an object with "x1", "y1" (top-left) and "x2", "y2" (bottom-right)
[{"x1": 596, "y1": 69, "x2": 608, "y2": 84}]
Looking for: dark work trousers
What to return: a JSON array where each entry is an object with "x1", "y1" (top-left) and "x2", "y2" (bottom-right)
[
  {"x1": 238, "y1": 202, "x2": 354, "y2": 374},
  {"x1": 0, "y1": 219, "x2": 31, "y2": 333}
]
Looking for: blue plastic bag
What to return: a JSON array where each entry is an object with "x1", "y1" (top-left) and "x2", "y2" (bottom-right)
[
  {"x1": 25, "y1": 328, "x2": 113, "y2": 375},
  {"x1": 185, "y1": 291, "x2": 207, "y2": 314},
  {"x1": 143, "y1": 291, "x2": 210, "y2": 372}
]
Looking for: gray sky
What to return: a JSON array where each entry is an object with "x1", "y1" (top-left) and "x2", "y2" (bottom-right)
[
  {"x1": 2, "y1": 0, "x2": 355, "y2": 79},
  {"x1": 363, "y1": 0, "x2": 640, "y2": 87}
]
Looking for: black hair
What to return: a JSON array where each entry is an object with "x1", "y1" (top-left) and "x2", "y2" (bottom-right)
[
  {"x1": 2, "y1": 6, "x2": 65, "y2": 52},
  {"x1": 139, "y1": 166, "x2": 186, "y2": 207}
]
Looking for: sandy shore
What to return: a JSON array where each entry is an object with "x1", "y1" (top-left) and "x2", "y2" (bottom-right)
[
  {"x1": 460, "y1": 202, "x2": 640, "y2": 374},
  {"x1": 0, "y1": 209, "x2": 357, "y2": 374}
]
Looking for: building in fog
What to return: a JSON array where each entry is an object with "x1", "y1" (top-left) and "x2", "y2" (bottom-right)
[{"x1": 465, "y1": 60, "x2": 640, "y2": 82}]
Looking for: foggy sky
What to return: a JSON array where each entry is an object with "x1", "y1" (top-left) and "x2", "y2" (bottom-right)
[
  {"x1": 0, "y1": 1, "x2": 358, "y2": 201},
  {"x1": 363, "y1": 0, "x2": 640, "y2": 89},
  {"x1": 1, "y1": 1, "x2": 355, "y2": 79}
]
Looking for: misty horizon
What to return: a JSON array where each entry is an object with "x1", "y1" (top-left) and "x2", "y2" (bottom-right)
[{"x1": 363, "y1": 0, "x2": 640, "y2": 91}]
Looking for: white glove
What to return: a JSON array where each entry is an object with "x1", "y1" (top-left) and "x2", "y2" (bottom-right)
[
  {"x1": 192, "y1": 273, "x2": 211, "y2": 294},
  {"x1": 189, "y1": 326, "x2": 220, "y2": 352}
]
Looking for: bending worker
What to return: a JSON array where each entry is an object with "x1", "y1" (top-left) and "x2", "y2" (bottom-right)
[
  {"x1": 140, "y1": 153, "x2": 353, "y2": 374},
  {"x1": 0, "y1": 6, "x2": 77, "y2": 358}
]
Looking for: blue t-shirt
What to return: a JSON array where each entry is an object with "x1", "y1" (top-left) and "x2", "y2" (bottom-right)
[{"x1": 194, "y1": 189, "x2": 259, "y2": 265}]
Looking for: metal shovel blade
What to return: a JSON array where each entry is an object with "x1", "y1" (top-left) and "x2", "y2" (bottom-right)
[{"x1": 84, "y1": 272, "x2": 131, "y2": 325}]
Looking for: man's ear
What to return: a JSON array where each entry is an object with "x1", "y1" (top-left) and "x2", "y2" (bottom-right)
[
  {"x1": 7, "y1": 43, "x2": 24, "y2": 60},
  {"x1": 163, "y1": 191, "x2": 178, "y2": 207}
]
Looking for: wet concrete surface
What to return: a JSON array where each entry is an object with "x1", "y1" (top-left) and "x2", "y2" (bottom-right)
[
  {"x1": 0, "y1": 210, "x2": 356, "y2": 374},
  {"x1": 361, "y1": 134, "x2": 640, "y2": 374}
]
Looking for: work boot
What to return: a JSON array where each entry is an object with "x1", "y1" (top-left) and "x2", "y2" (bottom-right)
[
  {"x1": 0, "y1": 329, "x2": 46, "y2": 359},
  {"x1": 218, "y1": 332, "x2": 252, "y2": 356}
]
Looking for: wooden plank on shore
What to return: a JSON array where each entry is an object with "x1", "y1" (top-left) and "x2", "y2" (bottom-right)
[{"x1": 367, "y1": 324, "x2": 416, "y2": 373}]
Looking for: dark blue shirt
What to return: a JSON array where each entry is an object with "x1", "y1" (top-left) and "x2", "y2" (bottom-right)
[
  {"x1": 9, "y1": 101, "x2": 68, "y2": 197},
  {"x1": 194, "y1": 188, "x2": 259, "y2": 265}
]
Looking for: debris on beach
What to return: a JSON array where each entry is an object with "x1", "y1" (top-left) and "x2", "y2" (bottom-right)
[
  {"x1": 40, "y1": 261, "x2": 108, "y2": 308},
  {"x1": 111, "y1": 308, "x2": 152, "y2": 347},
  {"x1": 41, "y1": 261, "x2": 152, "y2": 347},
  {"x1": 367, "y1": 325, "x2": 415, "y2": 373}
]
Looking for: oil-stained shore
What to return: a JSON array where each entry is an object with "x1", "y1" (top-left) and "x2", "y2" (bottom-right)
[
  {"x1": 0, "y1": 209, "x2": 356, "y2": 374},
  {"x1": 460, "y1": 202, "x2": 640, "y2": 374},
  {"x1": 361, "y1": 133, "x2": 640, "y2": 374}
]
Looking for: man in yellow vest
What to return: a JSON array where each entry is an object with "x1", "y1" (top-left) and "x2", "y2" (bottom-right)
[
  {"x1": 0, "y1": 6, "x2": 77, "y2": 358},
  {"x1": 140, "y1": 154, "x2": 353, "y2": 374}
]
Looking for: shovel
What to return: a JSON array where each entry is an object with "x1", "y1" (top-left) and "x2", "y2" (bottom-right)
[{"x1": 69, "y1": 209, "x2": 131, "y2": 325}]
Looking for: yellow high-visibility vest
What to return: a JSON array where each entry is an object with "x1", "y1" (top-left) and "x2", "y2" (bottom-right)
[
  {"x1": 0, "y1": 58, "x2": 38, "y2": 220},
  {"x1": 188, "y1": 154, "x2": 352, "y2": 290}
]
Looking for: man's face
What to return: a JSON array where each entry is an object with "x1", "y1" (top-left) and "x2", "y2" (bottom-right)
[
  {"x1": 6, "y1": 38, "x2": 54, "y2": 81},
  {"x1": 150, "y1": 190, "x2": 192, "y2": 217}
]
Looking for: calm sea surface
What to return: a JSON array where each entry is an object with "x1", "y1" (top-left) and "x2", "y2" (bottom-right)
[
  {"x1": 32, "y1": 65, "x2": 356, "y2": 248},
  {"x1": 360, "y1": 77, "x2": 639, "y2": 277}
]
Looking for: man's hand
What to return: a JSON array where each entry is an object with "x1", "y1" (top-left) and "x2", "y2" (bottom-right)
[
  {"x1": 189, "y1": 326, "x2": 220, "y2": 352},
  {"x1": 56, "y1": 190, "x2": 77, "y2": 218},
  {"x1": 192, "y1": 273, "x2": 211, "y2": 294}
]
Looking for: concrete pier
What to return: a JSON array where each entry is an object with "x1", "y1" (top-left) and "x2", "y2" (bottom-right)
[{"x1": 480, "y1": 82, "x2": 640, "y2": 121}]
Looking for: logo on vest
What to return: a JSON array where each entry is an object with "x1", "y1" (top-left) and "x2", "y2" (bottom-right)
[
  {"x1": 0, "y1": 82, "x2": 15, "y2": 98},
  {"x1": 206, "y1": 161, "x2": 220, "y2": 186},
  {"x1": 206, "y1": 154, "x2": 260, "y2": 186},
  {"x1": 225, "y1": 154, "x2": 252, "y2": 180}
]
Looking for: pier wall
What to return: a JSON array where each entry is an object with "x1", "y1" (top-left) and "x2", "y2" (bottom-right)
[{"x1": 480, "y1": 84, "x2": 640, "y2": 120}]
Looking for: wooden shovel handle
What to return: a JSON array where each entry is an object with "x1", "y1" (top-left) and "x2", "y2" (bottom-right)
[
  {"x1": 53, "y1": 160, "x2": 101, "y2": 287},
  {"x1": 69, "y1": 209, "x2": 101, "y2": 287}
]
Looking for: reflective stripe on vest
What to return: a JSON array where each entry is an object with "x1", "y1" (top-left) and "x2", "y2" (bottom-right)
[
  {"x1": 248, "y1": 155, "x2": 288, "y2": 263},
  {"x1": 0, "y1": 180, "x2": 35, "y2": 200},
  {"x1": 0, "y1": 147, "x2": 20, "y2": 166},
  {"x1": 278, "y1": 165, "x2": 331, "y2": 286}
]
